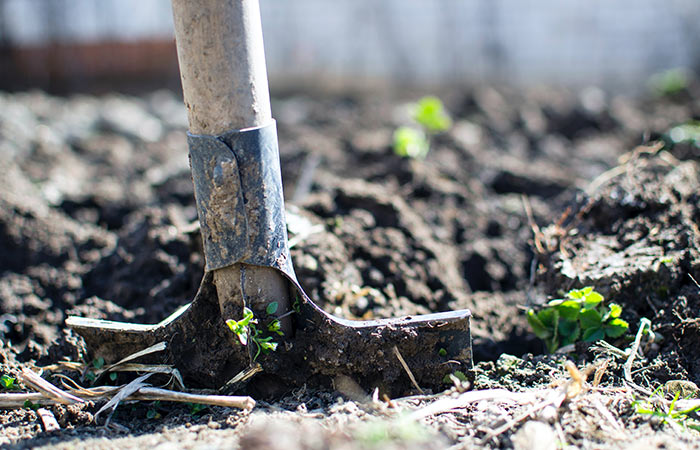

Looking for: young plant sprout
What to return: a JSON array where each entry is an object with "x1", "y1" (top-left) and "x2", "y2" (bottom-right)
[
  {"x1": 226, "y1": 305, "x2": 281, "y2": 361},
  {"x1": 527, "y1": 287, "x2": 629, "y2": 353},
  {"x1": 394, "y1": 96, "x2": 452, "y2": 159}
]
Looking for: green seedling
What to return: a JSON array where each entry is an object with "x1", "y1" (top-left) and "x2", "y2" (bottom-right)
[
  {"x1": 413, "y1": 96, "x2": 452, "y2": 133},
  {"x1": 649, "y1": 68, "x2": 689, "y2": 97},
  {"x1": 0, "y1": 374, "x2": 16, "y2": 389},
  {"x1": 527, "y1": 287, "x2": 629, "y2": 353},
  {"x1": 634, "y1": 390, "x2": 700, "y2": 433},
  {"x1": 393, "y1": 127, "x2": 429, "y2": 159},
  {"x1": 24, "y1": 400, "x2": 40, "y2": 411},
  {"x1": 226, "y1": 307, "x2": 280, "y2": 361},
  {"x1": 442, "y1": 370, "x2": 469, "y2": 385},
  {"x1": 187, "y1": 402, "x2": 208, "y2": 416},
  {"x1": 393, "y1": 96, "x2": 451, "y2": 159}
]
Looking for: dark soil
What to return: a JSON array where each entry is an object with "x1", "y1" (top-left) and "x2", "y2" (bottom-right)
[{"x1": 2, "y1": 81, "x2": 700, "y2": 448}]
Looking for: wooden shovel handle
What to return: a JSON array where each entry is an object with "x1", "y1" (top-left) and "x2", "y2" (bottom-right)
[{"x1": 171, "y1": 0, "x2": 272, "y2": 134}]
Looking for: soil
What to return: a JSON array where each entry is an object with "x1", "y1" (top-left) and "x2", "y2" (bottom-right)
[{"x1": 2, "y1": 81, "x2": 700, "y2": 449}]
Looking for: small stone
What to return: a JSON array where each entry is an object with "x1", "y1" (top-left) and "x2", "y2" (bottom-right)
[
  {"x1": 511, "y1": 421, "x2": 557, "y2": 450},
  {"x1": 664, "y1": 380, "x2": 700, "y2": 398}
]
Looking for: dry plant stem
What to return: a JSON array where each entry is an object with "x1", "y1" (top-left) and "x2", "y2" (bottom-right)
[
  {"x1": 171, "y1": 0, "x2": 291, "y2": 329},
  {"x1": 135, "y1": 387, "x2": 255, "y2": 410},
  {"x1": 392, "y1": 346, "x2": 424, "y2": 394},
  {"x1": 19, "y1": 368, "x2": 84, "y2": 405},
  {"x1": 624, "y1": 318, "x2": 653, "y2": 395}
]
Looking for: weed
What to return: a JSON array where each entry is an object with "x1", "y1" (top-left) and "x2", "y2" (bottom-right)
[
  {"x1": 226, "y1": 307, "x2": 280, "y2": 361},
  {"x1": 23, "y1": 400, "x2": 40, "y2": 411},
  {"x1": 0, "y1": 374, "x2": 16, "y2": 389},
  {"x1": 527, "y1": 287, "x2": 629, "y2": 353},
  {"x1": 634, "y1": 390, "x2": 700, "y2": 432},
  {"x1": 393, "y1": 96, "x2": 451, "y2": 159}
]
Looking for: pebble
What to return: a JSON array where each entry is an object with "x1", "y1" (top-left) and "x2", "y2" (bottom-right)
[{"x1": 511, "y1": 420, "x2": 557, "y2": 450}]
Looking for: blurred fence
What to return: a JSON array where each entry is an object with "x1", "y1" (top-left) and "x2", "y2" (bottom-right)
[{"x1": 1, "y1": 0, "x2": 699, "y2": 92}]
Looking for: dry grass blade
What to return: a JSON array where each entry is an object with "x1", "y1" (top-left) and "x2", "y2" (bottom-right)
[
  {"x1": 133, "y1": 387, "x2": 255, "y2": 410},
  {"x1": 589, "y1": 394, "x2": 624, "y2": 436},
  {"x1": 392, "y1": 346, "x2": 424, "y2": 395},
  {"x1": 108, "y1": 364, "x2": 185, "y2": 390},
  {"x1": 480, "y1": 389, "x2": 567, "y2": 445},
  {"x1": 409, "y1": 389, "x2": 539, "y2": 421},
  {"x1": 20, "y1": 368, "x2": 85, "y2": 405},
  {"x1": 222, "y1": 363, "x2": 262, "y2": 390},
  {"x1": 624, "y1": 318, "x2": 653, "y2": 395},
  {"x1": 95, "y1": 373, "x2": 154, "y2": 426},
  {"x1": 102, "y1": 342, "x2": 167, "y2": 373}
]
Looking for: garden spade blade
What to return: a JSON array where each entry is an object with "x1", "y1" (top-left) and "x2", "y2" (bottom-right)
[{"x1": 67, "y1": 0, "x2": 471, "y2": 395}]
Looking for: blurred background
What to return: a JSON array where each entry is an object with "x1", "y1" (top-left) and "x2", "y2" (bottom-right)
[{"x1": 1, "y1": 0, "x2": 699, "y2": 94}]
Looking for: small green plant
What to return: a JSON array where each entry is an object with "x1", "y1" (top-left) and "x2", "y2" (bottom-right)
[
  {"x1": 649, "y1": 68, "x2": 689, "y2": 97},
  {"x1": 442, "y1": 370, "x2": 469, "y2": 385},
  {"x1": 527, "y1": 287, "x2": 629, "y2": 353},
  {"x1": 146, "y1": 401, "x2": 162, "y2": 420},
  {"x1": 634, "y1": 389, "x2": 700, "y2": 432},
  {"x1": 187, "y1": 402, "x2": 208, "y2": 417},
  {"x1": 226, "y1": 307, "x2": 280, "y2": 361},
  {"x1": 1, "y1": 374, "x2": 17, "y2": 390},
  {"x1": 393, "y1": 96, "x2": 451, "y2": 159},
  {"x1": 23, "y1": 400, "x2": 40, "y2": 411}
]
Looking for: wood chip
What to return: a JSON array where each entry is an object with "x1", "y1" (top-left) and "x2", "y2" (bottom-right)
[{"x1": 36, "y1": 408, "x2": 60, "y2": 432}]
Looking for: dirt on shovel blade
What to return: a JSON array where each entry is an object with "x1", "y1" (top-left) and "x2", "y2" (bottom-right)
[{"x1": 2, "y1": 83, "x2": 700, "y2": 449}]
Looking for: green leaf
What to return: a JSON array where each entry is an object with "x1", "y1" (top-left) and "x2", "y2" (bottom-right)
[
  {"x1": 558, "y1": 319, "x2": 580, "y2": 346},
  {"x1": 582, "y1": 327, "x2": 605, "y2": 342},
  {"x1": 109, "y1": 372, "x2": 118, "y2": 381},
  {"x1": 24, "y1": 400, "x2": 39, "y2": 410},
  {"x1": 393, "y1": 126, "x2": 429, "y2": 159},
  {"x1": 566, "y1": 289, "x2": 585, "y2": 300},
  {"x1": 146, "y1": 408, "x2": 157, "y2": 419},
  {"x1": 607, "y1": 303, "x2": 622, "y2": 319},
  {"x1": 546, "y1": 298, "x2": 564, "y2": 307},
  {"x1": 412, "y1": 96, "x2": 452, "y2": 133},
  {"x1": 583, "y1": 291, "x2": 604, "y2": 309},
  {"x1": 0, "y1": 374, "x2": 15, "y2": 389},
  {"x1": 267, "y1": 319, "x2": 283, "y2": 336},
  {"x1": 604, "y1": 318, "x2": 629, "y2": 338},
  {"x1": 537, "y1": 308, "x2": 558, "y2": 329},
  {"x1": 555, "y1": 300, "x2": 581, "y2": 321},
  {"x1": 93, "y1": 357, "x2": 105, "y2": 369},
  {"x1": 580, "y1": 308, "x2": 602, "y2": 329},
  {"x1": 85, "y1": 372, "x2": 96, "y2": 382},
  {"x1": 259, "y1": 340, "x2": 278, "y2": 354},
  {"x1": 527, "y1": 309, "x2": 552, "y2": 339},
  {"x1": 438, "y1": 348, "x2": 447, "y2": 357},
  {"x1": 266, "y1": 302, "x2": 279, "y2": 315}
]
